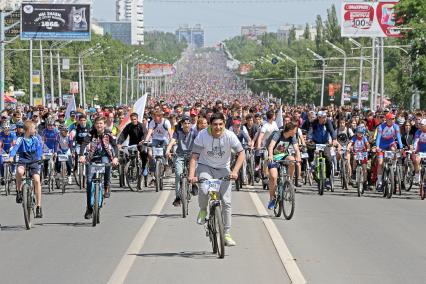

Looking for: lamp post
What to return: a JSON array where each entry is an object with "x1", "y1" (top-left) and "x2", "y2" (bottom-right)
[
  {"x1": 349, "y1": 38, "x2": 364, "y2": 108},
  {"x1": 279, "y1": 52, "x2": 298, "y2": 105},
  {"x1": 307, "y1": 48, "x2": 326, "y2": 107},
  {"x1": 326, "y1": 40, "x2": 346, "y2": 106}
]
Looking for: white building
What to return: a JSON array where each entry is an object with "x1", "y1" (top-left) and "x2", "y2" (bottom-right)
[
  {"x1": 277, "y1": 24, "x2": 317, "y2": 41},
  {"x1": 115, "y1": 0, "x2": 144, "y2": 45}
]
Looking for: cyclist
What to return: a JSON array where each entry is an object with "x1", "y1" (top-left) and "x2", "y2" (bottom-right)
[
  {"x1": 188, "y1": 112, "x2": 245, "y2": 247},
  {"x1": 15, "y1": 121, "x2": 24, "y2": 138},
  {"x1": 347, "y1": 126, "x2": 370, "y2": 190},
  {"x1": 65, "y1": 111, "x2": 77, "y2": 128},
  {"x1": 307, "y1": 110, "x2": 337, "y2": 189},
  {"x1": 267, "y1": 122, "x2": 300, "y2": 209},
  {"x1": 165, "y1": 115, "x2": 197, "y2": 206},
  {"x1": 41, "y1": 118, "x2": 59, "y2": 179},
  {"x1": 9, "y1": 121, "x2": 44, "y2": 218},
  {"x1": 79, "y1": 116, "x2": 119, "y2": 219},
  {"x1": 0, "y1": 121, "x2": 17, "y2": 183},
  {"x1": 375, "y1": 112, "x2": 404, "y2": 189},
  {"x1": 70, "y1": 114, "x2": 90, "y2": 170},
  {"x1": 55, "y1": 125, "x2": 73, "y2": 185},
  {"x1": 117, "y1": 112, "x2": 148, "y2": 179},
  {"x1": 413, "y1": 119, "x2": 426, "y2": 185}
]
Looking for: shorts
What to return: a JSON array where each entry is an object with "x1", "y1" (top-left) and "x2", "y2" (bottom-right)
[
  {"x1": 18, "y1": 163, "x2": 40, "y2": 177},
  {"x1": 377, "y1": 142, "x2": 397, "y2": 158},
  {"x1": 267, "y1": 154, "x2": 289, "y2": 169}
]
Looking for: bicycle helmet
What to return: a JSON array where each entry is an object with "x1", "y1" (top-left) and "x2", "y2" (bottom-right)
[
  {"x1": 356, "y1": 126, "x2": 365, "y2": 134},
  {"x1": 59, "y1": 125, "x2": 68, "y2": 132},
  {"x1": 396, "y1": 117, "x2": 405, "y2": 125},
  {"x1": 46, "y1": 118, "x2": 55, "y2": 125},
  {"x1": 337, "y1": 133, "x2": 348, "y2": 144},
  {"x1": 16, "y1": 121, "x2": 24, "y2": 128}
]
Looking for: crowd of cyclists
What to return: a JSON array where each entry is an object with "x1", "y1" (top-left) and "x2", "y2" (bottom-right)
[{"x1": 1, "y1": 49, "x2": 426, "y2": 247}]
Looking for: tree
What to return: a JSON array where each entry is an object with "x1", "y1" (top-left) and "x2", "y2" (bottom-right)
[
  {"x1": 288, "y1": 25, "x2": 297, "y2": 45},
  {"x1": 303, "y1": 23, "x2": 311, "y2": 40},
  {"x1": 324, "y1": 4, "x2": 341, "y2": 43},
  {"x1": 315, "y1": 15, "x2": 324, "y2": 50}
]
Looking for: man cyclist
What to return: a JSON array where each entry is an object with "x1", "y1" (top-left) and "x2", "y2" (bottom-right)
[
  {"x1": 55, "y1": 125, "x2": 73, "y2": 185},
  {"x1": 413, "y1": 119, "x2": 426, "y2": 185},
  {"x1": 41, "y1": 118, "x2": 59, "y2": 180},
  {"x1": 307, "y1": 110, "x2": 337, "y2": 189},
  {"x1": 188, "y1": 112, "x2": 245, "y2": 247},
  {"x1": 79, "y1": 116, "x2": 119, "y2": 219},
  {"x1": 0, "y1": 121, "x2": 17, "y2": 184},
  {"x1": 9, "y1": 121, "x2": 44, "y2": 217},
  {"x1": 70, "y1": 114, "x2": 90, "y2": 172},
  {"x1": 375, "y1": 112, "x2": 403, "y2": 189},
  {"x1": 267, "y1": 122, "x2": 300, "y2": 209},
  {"x1": 165, "y1": 115, "x2": 197, "y2": 206}
]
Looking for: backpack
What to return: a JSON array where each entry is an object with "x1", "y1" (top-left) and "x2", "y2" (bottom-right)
[{"x1": 153, "y1": 119, "x2": 169, "y2": 132}]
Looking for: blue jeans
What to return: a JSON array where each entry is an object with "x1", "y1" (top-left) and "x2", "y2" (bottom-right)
[
  {"x1": 174, "y1": 156, "x2": 185, "y2": 198},
  {"x1": 86, "y1": 156, "x2": 111, "y2": 209}
]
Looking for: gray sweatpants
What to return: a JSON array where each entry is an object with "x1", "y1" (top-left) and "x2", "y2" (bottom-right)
[{"x1": 197, "y1": 164, "x2": 232, "y2": 234}]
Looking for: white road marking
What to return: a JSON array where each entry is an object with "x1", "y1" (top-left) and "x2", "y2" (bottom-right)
[
  {"x1": 107, "y1": 190, "x2": 171, "y2": 284},
  {"x1": 249, "y1": 192, "x2": 307, "y2": 284}
]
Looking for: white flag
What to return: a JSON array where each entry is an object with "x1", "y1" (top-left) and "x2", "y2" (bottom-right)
[
  {"x1": 65, "y1": 95, "x2": 76, "y2": 119},
  {"x1": 276, "y1": 105, "x2": 283, "y2": 128},
  {"x1": 133, "y1": 93, "x2": 148, "y2": 122}
]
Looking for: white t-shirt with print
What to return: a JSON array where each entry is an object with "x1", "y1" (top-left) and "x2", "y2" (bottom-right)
[
  {"x1": 260, "y1": 121, "x2": 279, "y2": 146},
  {"x1": 192, "y1": 128, "x2": 243, "y2": 169},
  {"x1": 148, "y1": 118, "x2": 171, "y2": 141}
]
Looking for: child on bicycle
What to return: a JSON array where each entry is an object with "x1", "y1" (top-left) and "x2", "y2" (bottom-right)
[
  {"x1": 9, "y1": 121, "x2": 44, "y2": 218},
  {"x1": 55, "y1": 125, "x2": 73, "y2": 185},
  {"x1": 347, "y1": 126, "x2": 370, "y2": 190}
]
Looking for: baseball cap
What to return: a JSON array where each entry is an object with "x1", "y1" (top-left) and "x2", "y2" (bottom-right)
[
  {"x1": 317, "y1": 111, "x2": 327, "y2": 117},
  {"x1": 232, "y1": 119, "x2": 242, "y2": 125},
  {"x1": 70, "y1": 111, "x2": 76, "y2": 116},
  {"x1": 420, "y1": 119, "x2": 426, "y2": 126},
  {"x1": 190, "y1": 109, "x2": 199, "y2": 116},
  {"x1": 385, "y1": 112, "x2": 395, "y2": 120}
]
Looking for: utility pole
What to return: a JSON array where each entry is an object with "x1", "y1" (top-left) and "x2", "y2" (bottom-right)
[
  {"x1": 49, "y1": 49, "x2": 55, "y2": 108},
  {"x1": 57, "y1": 53, "x2": 62, "y2": 106},
  {"x1": 380, "y1": 38, "x2": 385, "y2": 109},
  {"x1": 370, "y1": 38, "x2": 376, "y2": 110},
  {"x1": 39, "y1": 41, "x2": 45, "y2": 106},
  {"x1": 119, "y1": 61, "x2": 123, "y2": 105}
]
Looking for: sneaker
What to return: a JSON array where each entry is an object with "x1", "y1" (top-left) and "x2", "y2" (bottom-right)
[
  {"x1": 149, "y1": 178, "x2": 156, "y2": 187},
  {"x1": 35, "y1": 206, "x2": 43, "y2": 218},
  {"x1": 172, "y1": 197, "x2": 181, "y2": 207},
  {"x1": 224, "y1": 234, "x2": 236, "y2": 246},
  {"x1": 16, "y1": 191, "x2": 23, "y2": 204},
  {"x1": 84, "y1": 208, "x2": 93, "y2": 219},
  {"x1": 325, "y1": 179, "x2": 332, "y2": 190},
  {"x1": 196, "y1": 210, "x2": 207, "y2": 225},
  {"x1": 376, "y1": 182, "x2": 383, "y2": 192},
  {"x1": 191, "y1": 184, "x2": 199, "y2": 196},
  {"x1": 68, "y1": 176, "x2": 73, "y2": 185},
  {"x1": 104, "y1": 186, "x2": 110, "y2": 198},
  {"x1": 267, "y1": 198, "x2": 276, "y2": 210}
]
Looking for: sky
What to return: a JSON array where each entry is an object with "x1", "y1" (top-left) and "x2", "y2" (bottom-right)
[{"x1": 93, "y1": 0, "x2": 341, "y2": 45}]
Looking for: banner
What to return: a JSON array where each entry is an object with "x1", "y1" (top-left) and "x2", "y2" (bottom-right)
[
  {"x1": 21, "y1": 3, "x2": 91, "y2": 41},
  {"x1": 341, "y1": 2, "x2": 401, "y2": 38},
  {"x1": 328, "y1": 83, "x2": 336, "y2": 100},
  {"x1": 70, "y1": 82, "x2": 78, "y2": 94},
  {"x1": 32, "y1": 70, "x2": 40, "y2": 85},
  {"x1": 344, "y1": 84, "x2": 352, "y2": 102},
  {"x1": 62, "y1": 58, "x2": 70, "y2": 70},
  {"x1": 34, "y1": 98, "x2": 42, "y2": 106},
  {"x1": 239, "y1": 64, "x2": 253, "y2": 75},
  {"x1": 133, "y1": 93, "x2": 148, "y2": 123},
  {"x1": 276, "y1": 105, "x2": 283, "y2": 128},
  {"x1": 138, "y1": 64, "x2": 175, "y2": 77},
  {"x1": 361, "y1": 82, "x2": 369, "y2": 101},
  {"x1": 65, "y1": 95, "x2": 76, "y2": 119}
]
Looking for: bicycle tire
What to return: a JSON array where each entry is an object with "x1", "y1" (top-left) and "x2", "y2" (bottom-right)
[
  {"x1": 155, "y1": 160, "x2": 162, "y2": 192},
  {"x1": 3, "y1": 164, "x2": 9, "y2": 196},
  {"x1": 341, "y1": 161, "x2": 348, "y2": 190},
  {"x1": 181, "y1": 177, "x2": 188, "y2": 218},
  {"x1": 79, "y1": 164, "x2": 85, "y2": 190},
  {"x1": 214, "y1": 205, "x2": 225, "y2": 259},
  {"x1": 249, "y1": 155, "x2": 255, "y2": 186},
  {"x1": 318, "y1": 179, "x2": 324, "y2": 195},
  {"x1": 22, "y1": 183, "x2": 32, "y2": 230},
  {"x1": 125, "y1": 161, "x2": 139, "y2": 192},
  {"x1": 61, "y1": 162, "x2": 67, "y2": 194},
  {"x1": 387, "y1": 169, "x2": 394, "y2": 199},
  {"x1": 92, "y1": 183, "x2": 98, "y2": 227},
  {"x1": 283, "y1": 180, "x2": 295, "y2": 220},
  {"x1": 403, "y1": 163, "x2": 414, "y2": 191},
  {"x1": 330, "y1": 165, "x2": 335, "y2": 192},
  {"x1": 396, "y1": 165, "x2": 402, "y2": 196},
  {"x1": 274, "y1": 184, "x2": 283, "y2": 217},
  {"x1": 356, "y1": 166, "x2": 362, "y2": 197},
  {"x1": 420, "y1": 170, "x2": 425, "y2": 200}
]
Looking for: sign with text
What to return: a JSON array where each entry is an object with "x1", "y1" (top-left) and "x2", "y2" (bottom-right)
[
  {"x1": 341, "y1": 2, "x2": 401, "y2": 38},
  {"x1": 21, "y1": 3, "x2": 91, "y2": 41},
  {"x1": 137, "y1": 64, "x2": 175, "y2": 77},
  {"x1": 69, "y1": 82, "x2": 79, "y2": 94},
  {"x1": 32, "y1": 70, "x2": 40, "y2": 85}
]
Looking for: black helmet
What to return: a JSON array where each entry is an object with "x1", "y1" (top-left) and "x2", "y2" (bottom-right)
[{"x1": 337, "y1": 133, "x2": 348, "y2": 144}]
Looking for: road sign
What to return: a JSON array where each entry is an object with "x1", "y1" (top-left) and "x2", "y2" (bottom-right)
[
  {"x1": 271, "y1": 58, "x2": 278, "y2": 65},
  {"x1": 20, "y1": 3, "x2": 91, "y2": 41},
  {"x1": 32, "y1": 70, "x2": 40, "y2": 85}
]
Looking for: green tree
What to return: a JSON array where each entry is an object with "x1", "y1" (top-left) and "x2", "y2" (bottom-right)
[
  {"x1": 303, "y1": 23, "x2": 311, "y2": 40},
  {"x1": 315, "y1": 15, "x2": 324, "y2": 50},
  {"x1": 288, "y1": 25, "x2": 296, "y2": 45},
  {"x1": 324, "y1": 4, "x2": 341, "y2": 43}
]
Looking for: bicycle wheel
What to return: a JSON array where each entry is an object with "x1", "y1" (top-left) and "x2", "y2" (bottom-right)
[
  {"x1": 420, "y1": 171, "x2": 425, "y2": 200},
  {"x1": 92, "y1": 183, "x2": 99, "y2": 227},
  {"x1": 249, "y1": 155, "x2": 255, "y2": 186},
  {"x1": 396, "y1": 166, "x2": 403, "y2": 196},
  {"x1": 3, "y1": 164, "x2": 9, "y2": 196},
  {"x1": 274, "y1": 184, "x2": 283, "y2": 217},
  {"x1": 330, "y1": 165, "x2": 335, "y2": 192},
  {"x1": 61, "y1": 162, "x2": 67, "y2": 194},
  {"x1": 318, "y1": 178, "x2": 324, "y2": 195},
  {"x1": 356, "y1": 166, "x2": 362, "y2": 197},
  {"x1": 125, "y1": 161, "x2": 139, "y2": 192},
  {"x1": 155, "y1": 160, "x2": 162, "y2": 192},
  {"x1": 387, "y1": 169, "x2": 394, "y2": 199},
  {"x1": 74, "y1": 161, "x2": 80, "y2": 187},
  {"x1": 283, "y1": 180, "x2": 295, "y2": 220},
  {"x1": 341, "y1": 161, "x2": 349, "y2": 190},
  {"x1": 22, "y1": 184, "x2": 32, "y2": 230},
  {"x1": 181, "y1": 177, "x2": 188, "y2": 218},
  {"x1": 403, "y1": 162, "x2": 414, "y2": 191},
  {"x1": 213, "y1": 205, "x2": 225, "y2": 259}
]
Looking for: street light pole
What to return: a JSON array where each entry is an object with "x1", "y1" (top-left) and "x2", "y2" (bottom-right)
[
  {"x1": 325, "y1": 40, "x2": 346, "y2": 106},
  {"x1": 307, "y1": 48, "x2": 326, "y2": 107},
  {"x1": 57, "y1": 52, "x2": 62, "y2": 106},
  {"x1": 279, "y1": 52, "x2": 298, "y2": 105},
  {"x1": 119, "y1": 61, "x2": 123, "y2": 105},
  {"x1": 49, "y1": 49, "x2": 55, "y2": 107},
  {"x1": 349, "y1": 38, "x2": 364, "y2": 108},
  {"x1": 370, "y1": 38, "x2": 376, "y2": 110},
  {"x1": 39, "y1": 41, "x2": 46, "y2": 106}
]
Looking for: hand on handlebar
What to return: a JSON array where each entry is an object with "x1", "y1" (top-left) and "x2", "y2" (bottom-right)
[
  {"x1": 188, "y1": 176, "x2": 198, "y2": 183},
  {"x1": 79, "y1": 156, "x2": 86, "y2": 164},
  {"x1": 112, "y1": 157, "x2": 119, "y2": 166},
  {"x1": 229, "y1": 172, "x2": 238, "y2": 180}
]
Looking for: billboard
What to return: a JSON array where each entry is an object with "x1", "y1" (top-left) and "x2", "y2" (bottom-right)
[
  {"x1": 341, "y1": 2, "x2": 401, "y2": 38},
  {"x1": 21, "y1": 3, "x2": 91, "y2": 41},
  {"x1": 239, "y1": 64, "x2": 253, "y2": 75},
  {"x1": 137, "y1": 64, "x2": 176, "y2": 77}
]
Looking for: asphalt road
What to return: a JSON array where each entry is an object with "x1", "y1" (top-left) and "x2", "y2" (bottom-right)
[{"x1": 1, "y1": 174, "x2": 426, "y2": 284}]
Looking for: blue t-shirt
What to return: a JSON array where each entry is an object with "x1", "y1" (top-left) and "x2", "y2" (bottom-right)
[
  {"x1": 375, "y1": 123, "x2": 403, "y2": 150},
  {"x1": 0, "y1": 131, "x2": 17, "y2": 152},
  {"x1": 414, "y1": 130, "x2": 426, "y2": 153},
  {"x1": 42, "y1": 128, "x2": 59, "y2": 150},
  {"x1": 10, "y1": 135, "x2": 43, "y2": 163}
]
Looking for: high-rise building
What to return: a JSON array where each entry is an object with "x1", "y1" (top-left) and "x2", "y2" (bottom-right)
[
  {"x1": 175, "y1": 24, "x2": 204, "y2": 48},
  {"x1": 277, "y1": 24, "x2": 317, "y2": 41},
  {"x1": 115, "y1": 0, "x2": 144, "y2": 45},
  {"x1": 241, "y1": 25, "x2": 267, "y2": 40}
]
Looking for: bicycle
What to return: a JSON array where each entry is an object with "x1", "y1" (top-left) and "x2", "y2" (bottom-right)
[
  {"x1": 123, "y1": 145, "x2": 142, "y2": 191},
  {"x1": 255, "y1": 148, "x2": 268, "y2": 191},
  {"x1": 178, "y1": 152, "x2": 192, "y2": 218},
  {"x1": 313, "y1": 144, "x2": 329, "y2": 195},
  {"x1": 152, "y1": 144, "x2": 166, "y2": 192},
  {"x1": 418, "y1": 152, "x2": 426, "y2": 200},
  {"x1": 73, "y1": 145, "x2": 86, "y2": 190},
  {"x1": 55, "y1": 153, "x2": 69, "y2": 194},
  {"x1": 380, "y1": 150, "x2": 400, "y2": 199},
  {"x1": 402, "y1": 149, "x2": 414, "y2": 192},
  {"x1": 88, "y1": 163, "x2": 110, "y2": 227},
  {"x1": 245, "y1": 146, "x2": 255, "y2": 186},
  {"x1": 42, "y1": 151, "x2": 55, "y2": 193},
  {"x1": 354, "y1": 151, "x2": 368, "y2": 197},
  {"x1": 273, "y1": 159, "x2": 296, "y2": 220},
  {"x1": 339, "y1": 144, "x2": 351, "y2": 190},
  {"x1": 231, "y1": 152, "x2": 243, "y2": 191},
  {"x1": 16, "y1": 160, "x2": 42, "y2": 230},
  {"x1": 300, "y1": 149, "x2": 312, "y2": 186},
  {"x1": 2, "y1": 152, "x2": 13, "y2": 196},
  {"x1": 118, "y1": 147, "x2": 127, "y2": 188},
  {"x1": 198, "y1": 176, "x2": 231, "y2": 259}
]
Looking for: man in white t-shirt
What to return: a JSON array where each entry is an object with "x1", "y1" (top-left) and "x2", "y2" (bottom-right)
[
  {"x1": 188, "y1": 112, "x2": 245, "y2": 247},
  {"x1": 256, "y1": 110, "x2": 279, "y2": 182},
  {"x1": 144, "y1": 110, "x2": 173, "y2": 147}
]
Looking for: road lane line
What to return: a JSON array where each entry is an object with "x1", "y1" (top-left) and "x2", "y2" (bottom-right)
[
  {"x1": 249, "y1": 192, "x2": 307, "y2": 284},
  {"x1": 107, "y1": 190, "x2": 171, "y2": 284}
]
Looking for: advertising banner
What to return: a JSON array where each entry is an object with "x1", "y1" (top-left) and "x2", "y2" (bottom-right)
[
  {"x1": 138, "y1": 64, "x2": 175, "y2": 77},
  {"x1": 70, "y1": 82, "x2": 79, "y2": 94},
  {"x1": 344, "y1": 84, "x2": 352, "y2": 102},
  {"x1": 32, "y1": 70, "x2": 40, "y2": 85},
  {"x1": 328, "y1": 83, "x2": 336, "y2": 101},
  {"x1": 21, "y1": 3, "x2": 91, "y2": 41},
  {"x1": 341, "y1": 2, "x2": 401, "y2": 38},
  {"x1": 239, "y1": 64, "x2": 253, "y2": 75},
  {"x1": 361, "y1": 82, "x2": 369, "y2": 101}
]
